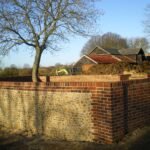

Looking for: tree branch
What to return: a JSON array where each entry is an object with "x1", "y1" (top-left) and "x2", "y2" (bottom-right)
[{"x1": 4, "y1": 27, "x2": 35, "y2": 47}]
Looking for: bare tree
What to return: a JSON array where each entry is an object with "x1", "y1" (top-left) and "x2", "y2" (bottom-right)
[
  {"x1": 81, "y1": 32, "x2": 128, "y2": 56},
  {"x1": 128, "y1": 37, "x2": 149, "y2": 51},
  {"x1": 0, "y1": 0, "x2": 101, "y2": 82}
]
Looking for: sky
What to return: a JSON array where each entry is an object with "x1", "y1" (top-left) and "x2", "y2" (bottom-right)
[{"x1": 1, "y1": 0, "x2": 150, "y2": 68}]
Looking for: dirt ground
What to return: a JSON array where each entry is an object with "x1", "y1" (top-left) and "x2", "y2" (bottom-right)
[{"x1": 0, "y1": 126, "x2": 150, "y2": 150}]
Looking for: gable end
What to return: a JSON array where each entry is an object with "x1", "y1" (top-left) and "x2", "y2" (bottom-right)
[
  {"x1": 73, "y1": 55, "x2": 97, "y2": 67},
  {"x1": 89, "y1": 46, "x2": 110, "y2": 55}
]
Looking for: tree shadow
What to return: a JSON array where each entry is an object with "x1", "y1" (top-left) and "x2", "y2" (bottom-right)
[
  {"x1": 32, "y1": 85, "x2": 92, "y2": 141},
  {"x1": 0, "y1": 84, "x2": 93, "y2": 142}
]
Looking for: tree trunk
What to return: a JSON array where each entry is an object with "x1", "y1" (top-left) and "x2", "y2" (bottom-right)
[{"x1": 32, "y1": 48, "x2": 42, "y2": 82}]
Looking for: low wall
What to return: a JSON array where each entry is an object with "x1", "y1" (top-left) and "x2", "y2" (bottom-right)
[
  {"x1": 0, "y1": 76, "x2": 150, "y2": 144},
  {"x1": 39, "y1": 74, "x2": 131, "y2": 82}
]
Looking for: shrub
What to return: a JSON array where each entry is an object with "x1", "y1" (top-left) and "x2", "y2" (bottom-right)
[
  {"x1": 0, "y1": 68, "x2": 19, "y2": 77},
  {"x1": 18, "y1": 69, "x2": 32, "y2": 76},
  {"x1": 50, "y1": 65, "x2": 73, "y2": 76},
  {"x1": 85, "y1": 62, "x2": 150, "y2": 75},
  {"x1": 0, "y1": 68, "x2": 32, "y2": 77}
]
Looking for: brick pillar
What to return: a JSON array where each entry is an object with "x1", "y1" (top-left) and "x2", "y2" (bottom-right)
[
  {"x1": 91, "y1": 83, "x2": 114, "y2": 144},
  {"x1": 91, "y1": 76, "x2": 130, "y2": 143},
  {"x1": 110, "y1": 82, "x2": 126, "y2": 142}
]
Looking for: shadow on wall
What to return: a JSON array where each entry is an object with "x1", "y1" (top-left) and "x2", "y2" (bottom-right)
[
  {"x1": 123, "y1": 83, "x2": 129, "y2": 134},
  {"x1": 32, "y1": 86, "x2": 92, "y2": 141},
  {"x1": 0, "y1": 88, "x2": 92, "y2": 141}
]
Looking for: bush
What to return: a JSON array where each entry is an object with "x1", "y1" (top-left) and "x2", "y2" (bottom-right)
[
  {"x1": 18, "y1": 69, "x2": 32, "y2": 76},
  {"x1": 0, "y1": 68, "x2": 32, "y2": 77},
  {"x1": 84, "y1": 62, "x2": 150, "y2": 75},
  {"x1": 50, "y1": 65, "x2": 73, "y2": 76},
  {"x1": 0, "y1": 68, "x2": 19, "y2": 77}
]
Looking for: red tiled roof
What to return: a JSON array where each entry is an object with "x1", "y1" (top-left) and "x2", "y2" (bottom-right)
[{"x1": 89, "y1": 54, "x2": 119, "y2": 63}]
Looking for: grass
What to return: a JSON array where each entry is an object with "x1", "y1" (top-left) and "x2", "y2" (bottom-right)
[{"x1": 0, "y1": 126, "x2": 150, "y2": 150}]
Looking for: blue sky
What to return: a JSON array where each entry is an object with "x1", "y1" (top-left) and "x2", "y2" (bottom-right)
[{"x1": 1, "y1": 0, "x2": 150, "y2": 68}]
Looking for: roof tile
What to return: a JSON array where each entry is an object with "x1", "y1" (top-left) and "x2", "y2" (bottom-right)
[{"x1": 89, "y1": 54, "x2": 119, "y2": 63}]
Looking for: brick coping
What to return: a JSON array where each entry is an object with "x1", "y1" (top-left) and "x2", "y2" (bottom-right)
[
  {"x1": 0, "y1": 78, "x2": 150, "y2": 88},
  {"x1": 0, "y1": 74, "x2": 149, "y2": 83}
]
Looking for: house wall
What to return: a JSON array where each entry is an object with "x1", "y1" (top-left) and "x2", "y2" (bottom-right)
[
  {"x1": 0, "y1": 77, "x2": 150, "y2": 144},
  {"x1": 74, "y1": 56, "x2": 95, "y2": 68},
  {"x1": 124, "y1": 55, "x2": 137, "y2": 62},
  {"x1": 82, "y1": 64, "x2": 94, "y2": 73},
  {"x1": 73, "y1": 56, "x2": 96, "y2": 74}
]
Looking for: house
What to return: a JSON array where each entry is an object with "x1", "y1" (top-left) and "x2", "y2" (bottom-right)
[{"x1": 73, "y1": 46, "x2": 146, "y2": 74}]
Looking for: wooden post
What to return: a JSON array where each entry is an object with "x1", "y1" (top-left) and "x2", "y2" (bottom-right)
[
  {"x1": 46, "y1": 76, "x2": 50, "y2": 82},
  {"x1": 119, "y1": 74, "x2": 131, "y2": 81}
]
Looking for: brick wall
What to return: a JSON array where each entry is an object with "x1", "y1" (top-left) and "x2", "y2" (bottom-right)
[
  {"x1": 111, "y1": 79, "x2": 150, "y2": 142},
  {"x1": 0, "y1": 76, "x2": 150, "y2": 144}
]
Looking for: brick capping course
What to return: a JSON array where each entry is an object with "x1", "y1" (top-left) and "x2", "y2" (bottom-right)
[
  {"x1": 0, "y1": 77, "x2": 150, "y2": 90},
  {"x1": 40, "y1": 74, "x2": 132, "y2": 82}
]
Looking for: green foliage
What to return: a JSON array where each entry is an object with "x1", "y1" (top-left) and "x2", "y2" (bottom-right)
[{"x1": 50, "y1": 65, "x2": 73, "y2": 76}]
